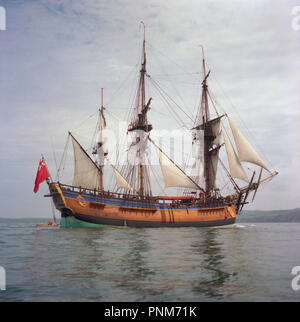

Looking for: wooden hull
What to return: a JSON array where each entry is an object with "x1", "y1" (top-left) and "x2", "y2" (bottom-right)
[
  {"x1": 49, "y1": 183, "x2": 237, "y2": 228},
  {"x1": 72, "y1": 212, "x2": 235, "y2": 227}
]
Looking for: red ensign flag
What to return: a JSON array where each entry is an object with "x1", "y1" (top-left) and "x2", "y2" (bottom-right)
[{"x1": 34, "y1": 158, "x2": 50, "y2": 193}]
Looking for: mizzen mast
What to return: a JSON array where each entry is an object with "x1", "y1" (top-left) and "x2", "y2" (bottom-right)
[
  {"x1": 193, "y1": 46, "x2": 223, "y2": 195},
  {"x1": 200, "y1": 46, "x2": 213, "y2": 193},
  {"x1": 201, "y1": 45, "x2": 210, "y2": 124}
]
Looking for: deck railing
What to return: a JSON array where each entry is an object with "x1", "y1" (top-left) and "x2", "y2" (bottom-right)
[{"x1": 50, "y1": 182, "x2": 236, "y2": 209}]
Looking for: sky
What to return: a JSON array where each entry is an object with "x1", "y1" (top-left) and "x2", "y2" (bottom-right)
[{"x1": 0, "y1": 0, "x2": 299, "y2": 218}]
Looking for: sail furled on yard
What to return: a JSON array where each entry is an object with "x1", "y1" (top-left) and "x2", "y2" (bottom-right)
[
  {"x1": 190, "y1": 129, "x2": 204, "y2": 187},
  {"x1": 221, "y1": 124, "x2": 249, "y2": 183},
  {"x1": 71, "y1": 135, "x2": 101, "y2": 190},
  {"x1": 112, "y1": 167, "x2": 134, "y2": 192},
  {"x1": 95, "y1": 109, "x2": 108, "y2": 166},
  {"x1": 127, "y1": 130, "x2": 149, "y2": 166},
  {"x1": 227, "y1": 117, "x2": 270, "y2": 173}
]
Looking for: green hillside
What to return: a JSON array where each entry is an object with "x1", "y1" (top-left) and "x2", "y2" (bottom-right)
[{"x1": 237, "y1": 208, "x2": 300, "y2": 222}]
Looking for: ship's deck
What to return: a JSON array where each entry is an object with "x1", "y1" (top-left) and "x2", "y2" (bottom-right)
[{"x1": 50, "y1": 182, "x2": 236, "y2": 210}]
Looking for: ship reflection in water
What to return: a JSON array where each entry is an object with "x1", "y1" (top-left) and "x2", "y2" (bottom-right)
[
  {"x1": 191, "y1": 228, "x2": 240, "y2": 298},
  {"x1": 29, "y1": 224, "x2": 273, "y2": 301}
]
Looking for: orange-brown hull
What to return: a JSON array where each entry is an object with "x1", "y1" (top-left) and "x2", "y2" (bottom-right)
[{"x1": 50, "y1": 183, "x2": 237, "y2": 227}]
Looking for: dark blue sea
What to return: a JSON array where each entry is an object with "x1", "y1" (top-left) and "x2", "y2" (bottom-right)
[{"x1": 0, "y1": 218, "x2": 300, "y2": 302}]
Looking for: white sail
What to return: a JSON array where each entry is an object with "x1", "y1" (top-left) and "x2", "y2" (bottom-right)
[
  {"x1": 127, "y1": 130, "x2": 149, "y2": 166},
  {"x1": 95, "y1": 110, "x2": 108, "y2": 166},
  {"x1": 71, "y1": 135, "x2": 101, "y2": 190},
  {"x1": 96, "y1": 146, "x2": 106, "y2": 166},
  {"x1": 190, "y1": 129, "x2": 204, "y2": 186},
  {"x1": 100, "y1": 110, "x2": 108, "y2": 153},
  {"x1": 113, "y1": 167, "x2": 134, "y2": 192},
  {"x1": 157, "y1": 147, "x2": 199, "y2": 190},
  {"x1": 221, "y1": 124, "x2": 249, "y2": 183},
  {"x1": 228, "y1": 117, "x2": 270, "y2": 172}
]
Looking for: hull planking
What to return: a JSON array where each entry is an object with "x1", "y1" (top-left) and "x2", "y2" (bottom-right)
[{"x1": 49, "y1": 183, "x2": 237, "y2": 228}]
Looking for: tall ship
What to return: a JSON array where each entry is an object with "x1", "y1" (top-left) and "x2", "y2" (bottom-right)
[{"x1": 45, "y1": 23, "x2": 278, "y2": 227}]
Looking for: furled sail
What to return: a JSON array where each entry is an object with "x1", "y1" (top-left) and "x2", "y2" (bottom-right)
[
  {"x1": 227, "y1": 117, "x2": 270, "y2": 173},
  {"x1": 156, "y1": 145, "x2": 201, "y2": 190},
  {"x1": 127, "y1": 130, "x2": 149, "y2": 166},
  {"x1": 190, "y1": 129, "x2": 204, "y2": 187},
  {"x1": 95, "y1": 109, "x2": 108, "y2": 166},
  {"x1": 112, "y1": 167, "x2": 134, "y2": 192},
  {"x1": 221, "y1": 124, "x2": 249, "y2": 183},
  {"x1": 71, "y1": 134, "x2": 101, "y2": 190}
]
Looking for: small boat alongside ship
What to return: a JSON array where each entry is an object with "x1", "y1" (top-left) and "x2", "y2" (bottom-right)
[
  {"x1": 36, "y1": 221, "x2": 59, "y2": 228},
  {"x1": 41, "y1": 23, "x2": 278, "y2": 228}
]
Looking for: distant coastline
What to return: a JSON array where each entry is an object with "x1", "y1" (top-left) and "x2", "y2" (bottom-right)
[{"x1": 238, "y1": 208, "x2": 300, "y2": 223}]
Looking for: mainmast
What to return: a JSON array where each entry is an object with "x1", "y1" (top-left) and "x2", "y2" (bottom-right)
[
  {"x1": 128, "y1": 21, "x2": 152, "y2": 197},
  {"x1": 200, "y1": 46, "x2": 212, "y2": 193},
  {"x1": 139, "y1": 21, "x2": 146, "y2": 196},
  {"x1": 141, "y1": 21, "x2": 146, "y2": 115}
]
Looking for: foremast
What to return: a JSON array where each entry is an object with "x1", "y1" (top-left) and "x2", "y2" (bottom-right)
[
  {"x1": 92, "y1": 88, "x2": 108, "y2": 192},
  {"x1": 139, "y1": 22, "x2": 146, "y2": 197}
]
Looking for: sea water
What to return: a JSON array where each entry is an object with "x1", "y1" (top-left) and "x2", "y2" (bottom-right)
[{"x1": 0, "y1": 218, "x2": 300, "y2": 302}]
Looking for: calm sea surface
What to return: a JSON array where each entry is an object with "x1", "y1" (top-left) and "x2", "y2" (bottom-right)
[{"x1": 0, "y1": 218, "x2": 300, "y2": 302}]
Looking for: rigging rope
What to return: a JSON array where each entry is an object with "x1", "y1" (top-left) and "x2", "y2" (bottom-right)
[
  {"x1": 149, "y1": 76, "x2": 194, "y2": 123},
  {"x1": 50, "y1": 136, "x2": 59, "y2": 181},
  {"x1": 208, "y1": 69, "x2": 274, "y2": 169},
  {"x1": 57, "y1": 135, "x2": 70, "y2": 182}
]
